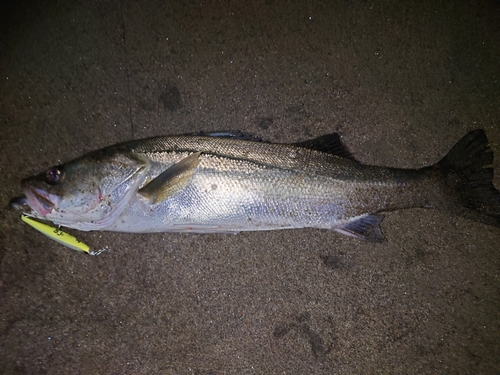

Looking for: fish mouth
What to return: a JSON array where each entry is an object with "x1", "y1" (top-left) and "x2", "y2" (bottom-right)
[
  {"x1": 10, "y1": 196, "x2": 30, "y2": 211},
  {"x1": 23, "y1": 186, "x2": 57, "y2": 217}
]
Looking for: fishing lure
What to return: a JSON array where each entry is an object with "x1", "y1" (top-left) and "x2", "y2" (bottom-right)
[{"x1": 21, "y1": 215, "x2": 91, "y2": 254}]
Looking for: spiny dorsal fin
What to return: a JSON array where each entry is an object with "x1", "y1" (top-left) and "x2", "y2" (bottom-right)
[
  {"x1": 138, "y1": 152, "x2": 201, "y2": 204},
  {"x1": 186, "y1": 131, "x2": 356, "y2": 160},
  {"x1": 294, "y1": 133, "x2": 357, "y2": 161},
  {"x1": 186, "y1": 130, "x2": 263, "y2": 142}
]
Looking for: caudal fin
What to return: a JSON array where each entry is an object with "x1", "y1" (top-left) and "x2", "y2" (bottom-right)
[{"x1": 437, "y1": 129, "x2": 500, "y2": 227}]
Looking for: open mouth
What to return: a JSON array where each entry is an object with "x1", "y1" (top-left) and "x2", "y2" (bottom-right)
[
  {"x1": 10, "y1": 196, "x2": 31, "y2": 213},
  {"x1": 23, "y1": 187, "x2": 56, "y2": 217}
]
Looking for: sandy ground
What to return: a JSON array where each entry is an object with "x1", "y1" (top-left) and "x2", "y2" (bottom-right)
[{"x1": 1, "y1": 1, "x2": 499, "y2": 374}]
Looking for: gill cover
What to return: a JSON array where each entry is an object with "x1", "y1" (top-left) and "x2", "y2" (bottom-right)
[{"x1": 22, "y1": 149, "x2": 148, "y2": 231}]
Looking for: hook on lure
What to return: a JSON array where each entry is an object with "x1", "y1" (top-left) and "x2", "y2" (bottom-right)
[{"x1": 20, "y1": 216, "x2": 105, "y2": 255}]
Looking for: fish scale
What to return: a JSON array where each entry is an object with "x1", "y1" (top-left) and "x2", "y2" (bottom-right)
[{"x1": 12, "y1": 130, "x2": 500, "y2": 242}]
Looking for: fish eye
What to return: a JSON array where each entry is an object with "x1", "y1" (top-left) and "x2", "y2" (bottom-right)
[{"x1": 45, "y1": 166, "x2": 65, "y2": 185}]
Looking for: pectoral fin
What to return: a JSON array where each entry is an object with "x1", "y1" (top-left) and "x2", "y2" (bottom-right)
[{"x1": 138, "y1": 152, "x2": 201, "y2": 204}]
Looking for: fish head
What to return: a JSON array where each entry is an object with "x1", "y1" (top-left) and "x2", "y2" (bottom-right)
[{"x1": 18, "y1": 149, "x2": 148, "y2": 230}]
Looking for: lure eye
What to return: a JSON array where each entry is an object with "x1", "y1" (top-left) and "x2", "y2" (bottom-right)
[{"x1": 45, "y1": 166, "x2": 65, "y2": 185}]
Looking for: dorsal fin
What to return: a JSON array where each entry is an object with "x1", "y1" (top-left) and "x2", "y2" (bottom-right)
[
  {"x1": 186, "y1": 130, "x2": 263, "y2": 142},
  {"x1": 294, "y1": 133, "x2": 356, "y2": 161},
  {"x1": 186, "y1": 130, "x2": 356, "y2": 160}
]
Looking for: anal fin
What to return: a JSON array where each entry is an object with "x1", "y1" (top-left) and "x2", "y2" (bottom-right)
[
  {"x1": 138, "y1": 152, "x2": 201, "y2": 204},
  {"x1": 334, "y1": 214, "x2": 385, "y2": 242}
]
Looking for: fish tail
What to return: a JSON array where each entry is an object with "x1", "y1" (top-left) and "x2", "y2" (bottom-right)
[{"x1": 435, "y1": 129, "x2": 500, "y2": 227}]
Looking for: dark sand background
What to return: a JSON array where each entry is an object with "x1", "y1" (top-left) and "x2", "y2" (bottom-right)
[{"x1": 1, "y1": 1, "x2": 499, "y2": 374}]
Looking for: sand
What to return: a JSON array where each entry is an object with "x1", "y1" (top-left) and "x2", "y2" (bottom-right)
[{"x1": 1, "y1": 1, "x2": 499, "y2": 373}]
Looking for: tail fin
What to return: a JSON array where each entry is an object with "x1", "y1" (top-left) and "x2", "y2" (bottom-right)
[{"x1": 437, "y1": 129, "x2": 500, "y2": 227}]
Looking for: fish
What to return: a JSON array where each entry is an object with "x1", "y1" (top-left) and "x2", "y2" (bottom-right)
[{"x1": 11, "y1": 129, "x2": 500, "y2": 242}]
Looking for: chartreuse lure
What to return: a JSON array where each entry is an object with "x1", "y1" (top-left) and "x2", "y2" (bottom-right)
[{"x1": 21, "y1": 215, "x2": 91, "y2": 254}]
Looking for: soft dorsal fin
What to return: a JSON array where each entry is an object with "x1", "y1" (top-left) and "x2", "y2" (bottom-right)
[
  {"x1": 138, "y1": 152, "x2": 201, "y2": 204},
  {"x1": 294, "y1": 133, "x2": 356, "y2": 161}
]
